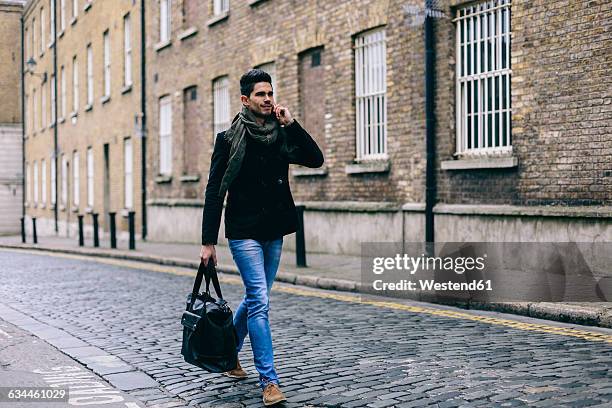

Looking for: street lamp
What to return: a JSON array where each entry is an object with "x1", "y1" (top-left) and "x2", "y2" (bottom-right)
[{"x1": 25, "y1": 57, "x2": 47, "y2": 81}]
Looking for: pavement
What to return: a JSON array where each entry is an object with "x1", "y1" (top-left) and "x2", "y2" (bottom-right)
[
  {"x1": 0, "y1": 234, "x2": 611, "y2": 329},
  {"x1": 0, "y1": 249, "x2": 611, "y2": 408}
]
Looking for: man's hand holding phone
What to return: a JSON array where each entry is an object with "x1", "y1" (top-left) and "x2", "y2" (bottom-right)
[{"x1": 273, "y1": 104, "x2": 294, "y2": 126}]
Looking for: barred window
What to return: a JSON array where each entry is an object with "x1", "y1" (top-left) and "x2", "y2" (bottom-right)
[
  {"x1": 73, "y1": 151, "x2": 80, "y2": 207},
  {"x1": 87, "y1": 147, "x2": 94, "y2": 207},
  {"x1": 61, "y1": 154, "x2": 68, "y2": 206},
  {"x1": 354, "y1": 28, "x2": 387, "y2": 160},
  {"x1": 87, "y1": 45, "x2": 94, "y2": 105},
  {"x1": 103, "y1": 31, "x2": 111, "y2": 97},
  {"x1": 50, "y1": 74, "x2": 56, "y2": 124},
  {"x1": 455, "y1": 0, "x2": 511, "y2": 156},
  {"x1": 124, "y1": 139, "x2": 133, "y2": 209},
  {"x1": 159, "y1": 96, "x2": 173, "y2": 175},
  {"x1": 255, "y1": 61, "x2": 277, "y2": 100},
  {"x1": 160, "y1": 0, "x2": 171, "y2": 43},
  {"x1": 26, "y1": 163, "x2": 31, "y2": 204},
  {"x1": 213, "y1": 0, "x2": 229, "y2": 16},
  {"x1": 213, "y1": 76, "x2": 230, "y2": 138},
  {"x1": 124, "y1": 14, "x2": 132, "y2": 86},
  {"x1": 33, "y1": 161, "x2": 39, "y2": 204},
  {"x1": 41, "y1": 159, "x2": 47, "y2": 205},
  {"x1": 72, "y1": 56, "x2": 79, "y2": 112},
  {"x1": 51, "y1": 156, "x2": 56, "y2": 205}
]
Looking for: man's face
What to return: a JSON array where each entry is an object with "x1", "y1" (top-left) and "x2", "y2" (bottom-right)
[{"x1": 243, "y1": 82, "x2": 275, "y2": 119}]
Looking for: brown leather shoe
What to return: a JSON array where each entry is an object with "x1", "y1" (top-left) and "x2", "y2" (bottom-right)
[
  {"x1": 262, "y1": 383, "x2": 286, "y2": 406},
  {"x1": 222, "y1": 359, "x2": 247, "y2": 379}
]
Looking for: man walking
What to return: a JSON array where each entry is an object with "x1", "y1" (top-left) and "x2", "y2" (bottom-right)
[{"x1": 200, "y1": 69, "x2": 324, "y2": 405}]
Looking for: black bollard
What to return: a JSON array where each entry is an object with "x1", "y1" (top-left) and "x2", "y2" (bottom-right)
[
  {"x1": 32, "y1": 217, "x2": 38, "y2": 244},
  {"x1": 78, "y1": 215, "x2": 84, "y2": 246},
  {"x1": 128, "y1": 211, "x2": 136, "y2": 250},
  {"x1": 109, "y1": 212, "x2": 117, "y2": 249},
  {"x1": 92, "y1": 213, "x2": 99, "y2": 248},
  {"x1": 295, "y1": 205, "x2": 307, "y2": 267},
  {"x1": 20, "y1": 217, "x2": 25, "y2": 243}
]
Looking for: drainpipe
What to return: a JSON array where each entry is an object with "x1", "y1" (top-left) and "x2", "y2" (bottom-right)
[
  {"x1": 53, "y1": 0, "x2": 58, "y2": 233},
  {"x1": 20, "y1": 15, "x2": 25, "y2": 228},
  {"x1": 424, "y1": 0, "x2": 437, "y2": 245},
  {"x1": 140, "y1": 0, "x2": 147, "y2": 240}
]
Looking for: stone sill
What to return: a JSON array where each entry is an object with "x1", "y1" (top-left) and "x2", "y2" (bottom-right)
[
  {"x1": 178, "y1": 27, "x2": 198, "y2": 41},
  {"x1": 84, "y1": 103, "x2": 93, "y2": 112},
  {"x1": 85, "y1": 207, "x2": 93, "y2": 214},
  {"x1": 58, "y1": 117, "x2": 65, "y2": 124},
  {"x1": 58, "y1": 30, "x2": 64, "y2": 38},
  {"x1": 292, "y1": 167, "x2": 328, "y2": 177},
  {"x1": 207, "y1": 11, "x2": 229, "y2": 27},
  {"x1": 434, "y1": 204, "x2": 612, "y2": 219},
  {"x1": 295, "y1": 201, "x2": 400, "y2": 213},
  {"x1": 402, "y1": 203, "x2": 426, "y2": 212},
  {"x1": 179, "y1": 174, "x2": 200, "y2": 183},
  {"x1": 70, "y1": 17, "x2": 77, "y2": 26},
  {"x1": 71, "y1": 207, "x2": 79, "y2": 213},
  {"x1": 155, "y1": 40, "x2": 172, "y2": 52},
  {"x1": 441, "y1": 156, "x2": 518, "y2": 170},
  {"x1": 345, "y1": 159, "x2": 390, "y2": 174},
  {"x1": 147, "y1": 198, "x2": 203, "y2": 208},
  {"x1": 100, "y1": 95, "x2": 111, "y2": 105},
  {"x1": 121, "y1": 84, "x2": 132, "y2": 95},
  {"x1": 70, "y1": 111, "x2": 78, "y2": 119},
  {"x1": 155, "y1": 175, "x2": 172, "y2": 184},
  {"x1": 248, "y1": 0, "x2": 269, "y2": 5},
  {"x1": 121, "y1": 208, "x2": 134, "y2": 218},
  {"x1": 59, "y1": 205, "x2": 66, "y2": 212},
  {"x1": 83, "y1": 1, "x2": 92, "y2": 12}
]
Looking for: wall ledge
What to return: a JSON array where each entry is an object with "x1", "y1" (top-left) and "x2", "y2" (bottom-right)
[{"x1": 434, "y1": 204, "x2": 612, "y2": 219}]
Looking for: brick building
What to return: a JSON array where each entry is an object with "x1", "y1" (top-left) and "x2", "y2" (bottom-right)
[
  {"x1": 145, "y1": 0, "x2": 611, "y2": 255},
  {"x1": 22, "y1": 0, "x2": 145, "y2": 241},
  {"x1": 0, "y1": 1, "x2": 24, "y2": 235}
]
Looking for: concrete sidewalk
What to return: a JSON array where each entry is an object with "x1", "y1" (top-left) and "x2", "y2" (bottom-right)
[{"x1": 1, "y1": 234, "x2": 611, "y2": 329}]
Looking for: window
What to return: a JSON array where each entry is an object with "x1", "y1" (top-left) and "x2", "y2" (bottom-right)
[
  {"x1": 213, "y1": 0, "x2": 229, "y2": 16},
  {"x1": 86, "y1": 147, "x2": 94, "y2": 207},
  {"x1": 86, "y1": 44, "x2": 93, "y2": 105},
  {"x1": 40, "y1": 8, "x2": 45, "y2": 54},
  {"x1": 182, "y1": 86, "x2": 201, "y2": 175},
  {"x1": 24, "y1": 94, "x2": 28, "y2": 134},
  {"x1": 50, "y1": 0, "x2": 55, "y2": 42},
  {"x1": 124, "y1": 138, "x2": 133, "y2": 208},
  {"x1": 124, "y1": 14, "x2": 132, "y2": 86},
  {"x1": 103, "y1": 30, "x2": 111, "y2": 97},
  {"x1": 41, "y1": 84, "x2": 46, "y2": 129},
  {"x1": 32, "y1": 18, "x2": 36, "y2": 57},
  {"x1": 213, "y1": 76, "x2": 230, "y2": 137},
  {"x1": 51, "y1": 157, "x2": 56, "y2": 205},
  {"x1": 298, "y1": 48, "x2": 326, "y2": 155},
  {"x1": 24, "y1": 28, "x2": 28, "y2": 61},
  {"x1": 41, "y1": 159, "x2": 47, "y2": 205},
  {"x1": 32, "y1": 88, "x2": 37, "y2": 131},
  {"x1": 455, "y1": 0, "x2": 512, "y2": 156},
  {"x1": 72, "y1": 0, "x2": 78, "y2": 19},
  {"x1": 50, "y1": 74, "x2": 56, "y2": 123},
  {"x1": 73, "y1": 151, "x2": 79, "y2": 206},
  {"x1": 61, "y1": 154, "x2": 67, "y2": 205},
  {"x1": 33, "y1": 161, "x2": 39, "y2": 204},
  {"x1": 72, "y1": 56, "x2": 78, "y2": 112},
  {"x1": 60, "y1": 66, "x2": 66, "y2": 118},
  {"x1": 354, "y1": 28, "x2": 387, "y2": 160},
  {"x1": 160, "y1": 0, "x2": 171, "y2": 43},
  {"x1": 159, "y1": 95, "x2": 172, "y2": 175},
  {"x1": 60, "y1": 0, "x2": 65, "y2": 31},
  {"x1": 255, "y1": 62, "x2": 276, "y2": 98},
  {"x1": 26, "y1": 164, "x2": 31, "y2": 204}
]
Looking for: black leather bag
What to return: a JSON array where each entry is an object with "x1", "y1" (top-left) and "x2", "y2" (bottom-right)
[{"x1": 180, "y1": 261, "x2": 238, "y2": 373}]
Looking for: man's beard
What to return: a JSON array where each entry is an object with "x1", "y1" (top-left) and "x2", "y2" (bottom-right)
[{"x1": 251, "y1": 106, "x2": 273, "y2": 120}]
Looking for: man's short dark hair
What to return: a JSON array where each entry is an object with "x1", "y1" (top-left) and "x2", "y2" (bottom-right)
[{"x1": 240, "y1": 69, "x2": 272, "y2": 97}]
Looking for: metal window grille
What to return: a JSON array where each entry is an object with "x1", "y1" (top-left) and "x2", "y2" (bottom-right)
[
  {"x1": 103, "y1": 31, "x2": 111, "y2": 97},
  {"x1": 87, "y1": 45, "x2": 93, "y2": 104},
  {"x1": 355, "y1": 28, "x2": 387, "y2": 160},
  {"x1": 72, "y1": 57, "x2": 78, "y2": 111},
  {"x1": 87, "y1": 148, "x2": 94, "y2": 207},
  {"x1": 455, "y1": 0, "x2": 512, "y2": 156},
  {"x1": 160, "y1": 0, "x2": 171, "y2": 42},
  {"x1": 124, "y1": 139, "x2": 133, "y2": 208},
  {"x1": 73, "y1": 151, "x2": 79, "y2": 206},
  {"x1": 51, "y1": 157, "x2": 56, "y2": 205},
  {"x1": 61, "y1": 155, "x2": 67, "y2": 205},
  {"x1": 33, "y1": 161, "x2": 39, "y2": 204},
  {"x1": 124, "y1": 14, "x2": 132, "y2": 86},
  {"x1": 213, "y1": 76, "x2": 230, "y2": 138},
  {"x1": 159, "y1": 96, "x2": 172, "y2": 175},
  {"x1": 41, "y1": 159, "x2": 47, "y2": 205},
  {"x1": 213, "y1": 0, "x2": 229, "y2": 16}
]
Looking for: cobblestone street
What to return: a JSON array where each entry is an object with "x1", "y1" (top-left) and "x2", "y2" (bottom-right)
[{"x1": 0, "y1": 249, "x2": 611, "y2": 408}]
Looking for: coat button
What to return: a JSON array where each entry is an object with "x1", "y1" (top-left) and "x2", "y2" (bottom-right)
[{"x1": 277, "y1": 178, "x2": 283, "y2": 185}]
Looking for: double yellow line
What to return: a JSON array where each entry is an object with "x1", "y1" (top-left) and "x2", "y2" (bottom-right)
[{"x1": 3, "y1": 248, "x2": 612, "y2": 344}]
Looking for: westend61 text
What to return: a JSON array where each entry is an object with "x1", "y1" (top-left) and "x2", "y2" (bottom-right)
[
  {"x1": 372, "y1": 279, "x2": 493, "y2": 291},
  {"x1": 372, "y1": 253, "x2": 487, "y2": 275}
]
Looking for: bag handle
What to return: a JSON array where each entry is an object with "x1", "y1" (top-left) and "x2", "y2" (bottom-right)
[{"x1": 189, "y1": 261, "x2": 224, "y2": 311}]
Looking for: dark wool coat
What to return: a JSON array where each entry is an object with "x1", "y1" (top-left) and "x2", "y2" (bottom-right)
[{"x1": 201, "y1": 120, "x2": 324, "y2": 244}]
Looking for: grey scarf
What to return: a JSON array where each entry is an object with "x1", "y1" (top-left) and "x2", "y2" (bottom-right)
[{"x1": 218, "y1": 106, "x2": 299, "y2": 198}]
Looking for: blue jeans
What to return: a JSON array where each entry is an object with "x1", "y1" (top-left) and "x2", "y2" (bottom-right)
[{"x1": 228, "y1": 238, "x2": 283, "y2": 389}]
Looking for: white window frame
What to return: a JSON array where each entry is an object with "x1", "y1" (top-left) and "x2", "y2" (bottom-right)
[
  {"x1": 41, "y1": 84, "x2": 46, "y2": 129},
  {"x1": 40, "y1": 8, "x2": 45, "y2": 55},
  {"x1": 213, "y1": 76, "x2": 230, "y2": 138},
  {"x1": 72, "y1": 56, "x2": 79, "y2": 112},
  {"x1": 87, "y1": 147, "x2": 94, "y2": 207},
  {"x1": 60, "y1": 0, "x2": 66, "y2": 31},
  {"x1": 50, "y1": 0, "x2": 55, "y2": 44},
  {"x1": 32, "y1": 88, "x2": 37, "y2": 131},
  {"x1": 50, "y1": 74, "x2": 56, "y2": 124},
  {"x1": 61, "y1": 154, "x2": 67, "y2": 206},
  {"x1": 354, "y1": 28, "x2": 388, "y2": 160},
  {"x1": 160, "y1": 0, "x2": 171, "y2": 43},
  {"x1": 32, "y1": 17, "x2": 36, "y2": 58},
  {"x1": 33, "y1": 161, "x2": 39, "y2": 204},
  {"x1": 213, "y1": 0, "x2": 229, "y2": 16},
  {"x1": 159, "y1": 95, "x2": 172, "y2": 175},
  {"x1": 86, "y1": 44, "x2": 93, "y2": 105},
  {"x1": 103, "y1": 30, "x2": 111, "y2": 97},
  {"x1": 124, "y1": 138, "x2": 133, "y2": 209},
  {"x1": 51, "y1": 156, "x2": 56, "y2": 205},
  {"x1": 41, "y1": 159, "x2": 47, "y2": 205},
  {"x1": 26, "y1": 164, "x2": 31, "y2": 204},
  {"x1": 455, "y1": 0, "x2": 512, "y2": 157},
  {"x1": 124, "y1": 14, "x2": 132, "y2": 86},
  {"x1": 60, "y1": 66, "x2": 66, "y2": 118},
  {"x1": 72, "y1": 151, "x2": 79, "y2": 207},
  {"x1": 72, "y1": 0, "x2": 78, "y2": 19}
]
